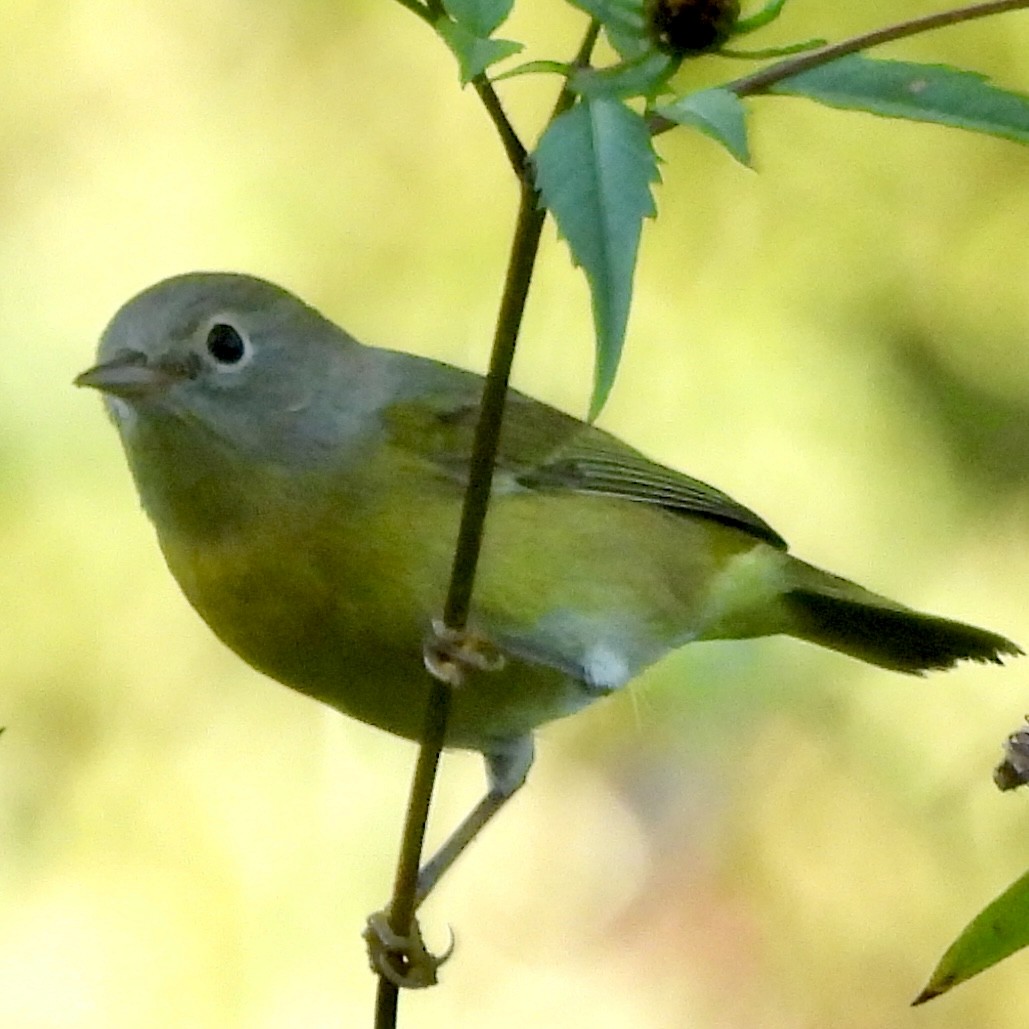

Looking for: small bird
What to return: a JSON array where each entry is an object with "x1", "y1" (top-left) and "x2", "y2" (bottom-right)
[{"x1": 77, "y1": 271, "x2": 1020, "y2": 905}]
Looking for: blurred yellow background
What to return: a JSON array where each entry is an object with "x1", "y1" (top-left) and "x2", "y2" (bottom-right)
[{"x1": 2, "y1": 1, "x2": 1028, "y2": 1026}]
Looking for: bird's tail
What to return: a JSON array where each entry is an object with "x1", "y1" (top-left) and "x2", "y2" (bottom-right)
[{"x1": 782, "y1": 560, "x2": 1022, "y2": 674}]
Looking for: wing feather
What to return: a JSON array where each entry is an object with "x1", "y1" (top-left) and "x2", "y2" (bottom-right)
[{"x1": 382, "y1": 361, "x2": 786, "y2": 549}]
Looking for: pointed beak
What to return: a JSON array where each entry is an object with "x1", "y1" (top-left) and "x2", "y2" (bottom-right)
[{"x1": 75, "y1": 351, "x2": 190, "y2": 399}]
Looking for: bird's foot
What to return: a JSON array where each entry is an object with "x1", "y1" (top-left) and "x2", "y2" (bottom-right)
[
  {"x1": 363, "y1": 909, "x2": 454, "y2": 989},
  {"x1": 424, "y1": 619, "x2": 506, "y2": 686}
]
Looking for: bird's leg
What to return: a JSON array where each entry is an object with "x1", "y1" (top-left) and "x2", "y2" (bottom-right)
[
  {"x1": 415, "y1": 736, "x2": 534, "y2": 907},
  {"x1": 364, "y1": 738, "x2": 533, "y2": 987},
  {"x1": 364, "y1": 633, "x2": 533, "y2": 989}
]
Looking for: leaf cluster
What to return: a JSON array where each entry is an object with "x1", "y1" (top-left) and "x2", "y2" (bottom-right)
[{"x1": 432, "y1": 0, "x2": 1028, "y2": 414}]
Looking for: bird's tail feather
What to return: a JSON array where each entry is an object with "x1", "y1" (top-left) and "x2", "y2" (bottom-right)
[
  {"x1": 783, "y1": 575, "x2": 1021, "y2": 674},
  {"x1": 782, "y1": 580, "x2": 1016, "y2": 675}
]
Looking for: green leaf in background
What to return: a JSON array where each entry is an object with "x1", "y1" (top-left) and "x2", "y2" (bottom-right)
[
  {"x1": 442, "y1": 0, "x2": 514, "y2": 38},
  {"x1": 491, "y1": 59, "x2": 572, "y2": 84},
  {"x1": 570, "y1": 52, "x2": 677, "y2": 101},
  {"x1": 768, "y1": 54, "x2": 1029, "y2": 146},
  {"x1": 436, "y1": 17, "x2": 522, "y2": 84},
  {"x1": 656, "y1": 87, "x2": 752, "y2": 166},
  {"x1": 914, "y1": 866, "x2": 1029, "y2": 1005},
  {"x1": 533, "y1": 98, "x2": 660, "y2": 417}
]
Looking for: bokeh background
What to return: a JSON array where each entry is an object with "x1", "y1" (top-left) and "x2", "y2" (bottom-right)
[{"x1": 2, "y1": 1, "x2": 1029, "y2": 1026}]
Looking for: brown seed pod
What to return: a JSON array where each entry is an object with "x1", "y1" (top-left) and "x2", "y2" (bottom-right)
[
  {"x1": 994, "y1": 715, "x2": 1029, "y2": 791},
  {"x1": 646, "y1": 0, "x2": 742, "y2": 56}
]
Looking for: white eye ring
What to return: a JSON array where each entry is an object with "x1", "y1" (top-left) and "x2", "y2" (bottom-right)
[{"x1": 203, "y1": 318, "x2": 252, "y2": 370}]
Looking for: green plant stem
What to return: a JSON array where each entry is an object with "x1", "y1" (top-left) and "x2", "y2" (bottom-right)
[
  {"x1": 442, "y1": 183, "x2": 546, "y2": 626},
  {"x1": 718, "y1": 38, "x2": 826, "y2": 60},
  {"x1": 444, "y1": 19, "x2": 599, "y2": 626},
  {"x1": 371, "y1": 187, "x2": 547, "y2": 1029},
  {"x1": 650, "y1": 0, "x2": 1029, "y2": 132},
  {"x1": 474, "y1": 77, "x2": 527, "y2": 176},
  {"x1": 372, "y1": 21, "x2": 600, "y2": 1029},
  {"x1": 373, "y1": 683, "x2": 450, "y2": 1027},
  {"x1": 374, "y1": 982, "x2": 398, "y2": 1029},
  {"x1": 733, "y1": 0, "x2": 789, "y2": 36},
  {"x1": 375, "y1": 184, "x2": 549, "y2": 1029}
]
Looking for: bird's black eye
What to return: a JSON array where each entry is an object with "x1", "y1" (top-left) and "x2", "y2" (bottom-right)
[{"x1": 205, "y1": 322, "x2": 248, "y2": 365}]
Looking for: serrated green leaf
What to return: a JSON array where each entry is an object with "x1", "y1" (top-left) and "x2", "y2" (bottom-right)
[
  {"x1": 605, "y1": 22, "x2": 652, "y2": 61},
  {"x1": 768, "y1": 54, "x2": 1029, "y2": 146},
  {"x1": 436, "y1": 18, "x2": 522, "y2": 84},
  {"x1": 442, "y1": 0, "x2": 514, "y2": 38},
  {"x1": 657, "y1": 87, "x2": 751, "y2": 165},
  {"x1": 915, "y1": 867, "x2": 1029, "y2": 1005},
  {"x1": 571, "y1": 52, "x2": 677, "y2": 101},
  {"x1": 534, "y1": 98, "x2": 660, "y2": 416}
]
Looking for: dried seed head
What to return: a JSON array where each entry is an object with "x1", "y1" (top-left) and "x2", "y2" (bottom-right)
[{"x1": 646, "y1": 0, "x2": 742, "y2": 56}]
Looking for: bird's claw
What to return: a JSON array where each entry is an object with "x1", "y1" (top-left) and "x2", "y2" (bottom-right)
[
  {"x1": 363, "y1": 909, "x2": 454, "y2": 989},
  {"x1": 424, "y1": 619, "x2": 505, "y2": 686}
]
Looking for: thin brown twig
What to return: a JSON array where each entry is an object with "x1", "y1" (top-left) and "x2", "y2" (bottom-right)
[
  {"x1": 473, "y1": 78, "x2": 528, "y2": 177},
  {"x1": 734, "y1": 0, "x2": 1029, "y2": 96},
  {"x1": 443, "y1": 18, "x2": 601, "y2": 627},
  {"x1": 372, "y1": 21, "x2": 600, "y2": 1029}
]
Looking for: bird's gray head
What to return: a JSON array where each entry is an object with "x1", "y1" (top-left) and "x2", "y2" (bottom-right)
[{"x1": 78, "y1": 272, "x2": 396, "y2": 469}]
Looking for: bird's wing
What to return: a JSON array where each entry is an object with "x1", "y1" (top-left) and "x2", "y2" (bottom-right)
[
  {"x1": 518, "y1": 431, "x2": 787, "y2": 549},
  {"x1": 382, "y1": 364, "x2": 786, "y2": 549}
]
